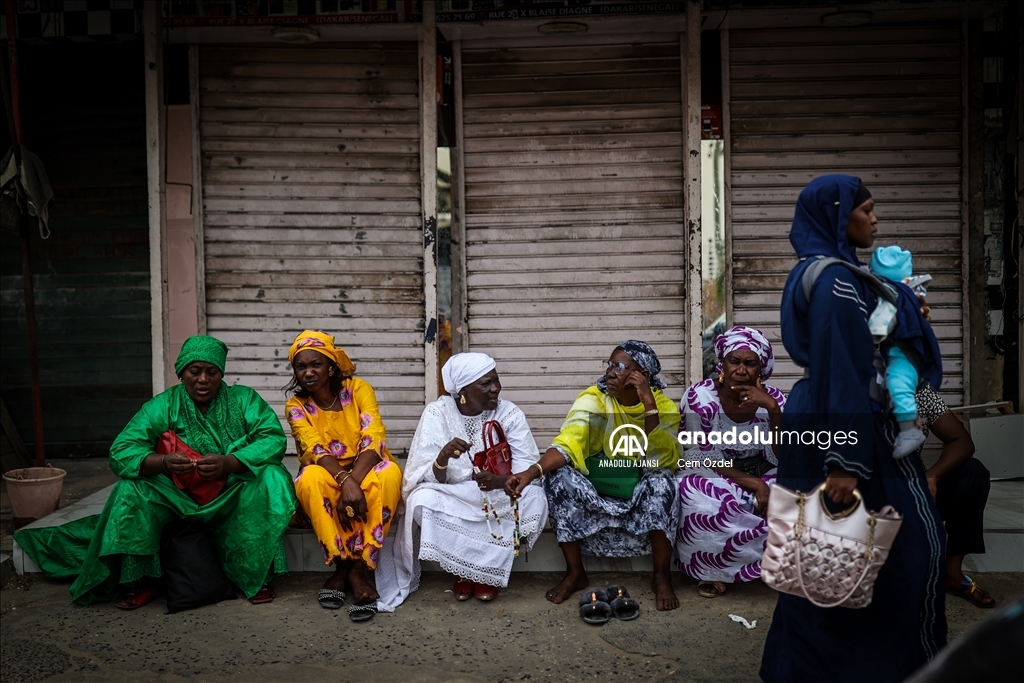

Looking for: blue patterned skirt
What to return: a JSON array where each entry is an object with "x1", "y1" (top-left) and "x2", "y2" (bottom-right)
[{"x1": 544, "y1": 465, "x2": 678, "y2": 557}]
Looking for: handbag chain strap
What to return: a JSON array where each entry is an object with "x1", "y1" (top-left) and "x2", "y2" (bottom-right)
[
  {"x1": 865, "y1": 515, "x2": 876, "y2": 563},
  {"x1": 795, "y1": 493, "x2": 806, "y2": 538}
]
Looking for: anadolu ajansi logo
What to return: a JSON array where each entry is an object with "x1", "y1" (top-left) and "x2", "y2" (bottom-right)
[{"x1": 608, "y1": 423, "x2": 648, "y2": 458}]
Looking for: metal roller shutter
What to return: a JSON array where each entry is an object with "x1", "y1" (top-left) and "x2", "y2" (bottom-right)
[
  {"x1": 198, "y1": 43, "x2": 424, "y2": 452},
  {"x1": 461, "y1": 34, "x2": 687, "y2": 446},
  {"x1": 728, "y1": 25, "x2": 964, "y2": 405}
]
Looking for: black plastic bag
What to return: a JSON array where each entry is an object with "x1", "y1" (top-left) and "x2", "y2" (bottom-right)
[{"x1": 160, "y1": 520, "x2": 236, "y2": 614}]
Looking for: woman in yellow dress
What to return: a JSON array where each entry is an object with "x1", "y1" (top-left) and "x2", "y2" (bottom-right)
[{"x1": 285, "y1": 330, "x2": 402, "y2": 621}]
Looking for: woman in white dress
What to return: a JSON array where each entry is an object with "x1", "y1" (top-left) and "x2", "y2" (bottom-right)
[{"x1": 376, "y1": 353, "x2": 548, "y2": 609}]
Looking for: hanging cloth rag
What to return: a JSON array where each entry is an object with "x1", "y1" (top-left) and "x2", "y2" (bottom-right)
[{"x1": 1, "y1": 146, "x2": 53, "y2": 239}]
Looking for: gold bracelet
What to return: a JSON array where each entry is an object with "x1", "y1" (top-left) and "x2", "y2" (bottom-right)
[
  {"x1": 643, "y1": 408, "x2": 659, "y2": 417},
  {"x1": 532, "y1": 462, "x2": 544, "y2": 477},
  {"x1": 334, "y1": 471, "x2": 352, "y2": 488},
  {"x1": 433, "y1": 459, "x2": 447, "y2": 470}
]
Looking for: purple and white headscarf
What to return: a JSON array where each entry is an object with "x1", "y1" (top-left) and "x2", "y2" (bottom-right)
[{"x1": 714, "y1": 326, "x2": 775, "y2": 381}]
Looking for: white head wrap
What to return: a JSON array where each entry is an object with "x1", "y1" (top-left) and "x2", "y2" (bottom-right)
[{"x1": 441, "y1": 352, "x2": 496, "y2": 397}]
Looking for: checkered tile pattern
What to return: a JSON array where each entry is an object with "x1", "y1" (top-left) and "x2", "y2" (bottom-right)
[{"x1": 1, "y1": 0, "x2": 143, "y2": 44}]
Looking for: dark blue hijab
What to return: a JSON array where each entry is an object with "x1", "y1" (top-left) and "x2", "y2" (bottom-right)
[{"x1": 789, "y1": 174, "x2": 863, "y2": 264}]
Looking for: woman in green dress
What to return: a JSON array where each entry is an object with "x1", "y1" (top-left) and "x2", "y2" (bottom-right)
[{"x1": 14, "y1": 335, "x2": 296, "y2": 608}]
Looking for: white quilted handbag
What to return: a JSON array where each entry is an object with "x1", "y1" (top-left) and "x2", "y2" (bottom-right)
[{"x1": 761, "y1": 484, "x2": 903, "y2": 609}]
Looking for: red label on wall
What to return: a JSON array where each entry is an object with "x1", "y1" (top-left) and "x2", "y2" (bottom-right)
[{"x1": 701, "y1": 105, "x2": 722, "y2": 140}]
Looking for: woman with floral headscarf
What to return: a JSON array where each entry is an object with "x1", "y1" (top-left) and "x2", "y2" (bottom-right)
[
  {"x1": 14, "y1": 335, "x2": 296, "y2": 608},
  {"x1": 675, "y1": 325, "x2": 786, "y2": 598},
  {"x1": 506, "y1": 340, "x2": 682, "y2": 611},
  {"x1": 374, "y1": 352, "x2": 548, "y2": 611},
  {"x1": 285, "y1": 330, "x2": 402, "y2": 621}
]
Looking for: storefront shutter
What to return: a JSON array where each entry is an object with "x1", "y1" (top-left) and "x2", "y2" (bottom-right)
[
  {"x1": 728, "y1": 25, "x2": 964, "y2": 405},
  {"x1": 198, "y1": 43, "x2": 424, "y2": 452},
  {"x1": 461, "y1": 34, "x2": 687, "y2": 446}
]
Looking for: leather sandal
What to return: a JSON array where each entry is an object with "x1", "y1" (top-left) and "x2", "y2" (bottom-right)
[
  {"x1": 474, "y1": 583, "x2": 499, "y2": 602},
  {"x1": 947, "y1": 576, "x2": 996, "y2": 609},
  {"x1": 453, "y1": 578, "x2": 474, "y2": 601},
  {"x1": 697, "y1": 581, "x2": 726, "y2": 598},
  {"x1": 578, "y1": 588, "x2": 612, "y2": 625},
  {"x1": 607, "y1": 585, "x2": 640, "y2": 621},
  {"x1": 249, "y1": 583, "x2": 276, "y2": 605},
  {"x1": 115, "y1": 585, "x2": 160, "y2": 610}
]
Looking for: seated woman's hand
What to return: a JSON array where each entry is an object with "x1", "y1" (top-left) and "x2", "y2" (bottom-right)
[
  {"x1": 733, "y1": 378, "x2": 780, "y2": 413},
  {"x1": 438, "y1": 438, "x2": 472, "y2": 468},
  {"x1": 195, "y1": 454, "x2": 236, "y2": 480},
  {"x1": 504, "y1": 469, "x2": 536, "y2": 499},
  {"x1": 163, "y1": 452, "x2": 196, "y2": 476},
  {"x1": 338, "y1": 478, "x2": 368, "y2": 531},
  {"x1": 752, "y1": 479, "x2": 770, "y2": 517},
  {"x1": 472, "y1": 470, "x2": 507, "y2": 493},
  {"x1": 624, "y1": 369, "x2": 655, "y2": 405}
]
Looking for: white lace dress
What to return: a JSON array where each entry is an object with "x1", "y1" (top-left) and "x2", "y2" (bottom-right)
[{"x1": 375, "y1": 396, "x2": 548, "y2": 611}]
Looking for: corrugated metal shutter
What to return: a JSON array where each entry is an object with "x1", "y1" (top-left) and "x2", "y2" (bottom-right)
[
  {"x1": 461, "y1": 34, "x2": 687, "y2": 446},
  {"x1": 198, "y1": 43, "x2": 423, "y2": 453},
  {"x1": 0, "y1": 43, "x2": 150, "y2": 458},
  {"x1": 728, "y1": 25, "x2": 964, "y2": 405}
]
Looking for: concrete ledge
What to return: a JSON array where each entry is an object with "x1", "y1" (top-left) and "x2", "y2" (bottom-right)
[{"x1": 12, "y1": 465, "x2": 1023, "y2": 575}]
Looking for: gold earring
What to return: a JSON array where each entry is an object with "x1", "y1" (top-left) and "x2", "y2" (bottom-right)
[
  {"x1": 460, "y1": 394, "x2": 467, "y2": 405},
  {"x1": 718, "y1": 373, "x2": 724, "y2": 383},
  {"x1": 329, "y1": 368, "x2": 335, "y2": 377}
]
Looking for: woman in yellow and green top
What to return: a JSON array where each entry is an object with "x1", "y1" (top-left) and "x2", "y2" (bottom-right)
[
  {"x1": 506, "y1": 340, "x2": 682, "y2": 612},
  {"x1": 285, "y1": 330, "x2": 402, "y2": 620}
]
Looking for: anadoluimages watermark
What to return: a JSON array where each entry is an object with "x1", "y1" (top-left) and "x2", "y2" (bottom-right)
[{"x1": 599, "y1": 422, "x2": 860, "y2": 469}]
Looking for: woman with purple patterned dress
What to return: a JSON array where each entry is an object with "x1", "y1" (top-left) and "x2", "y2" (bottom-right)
[{"x1": 675, "y1": 326, "x2": 785, "y2": 598}]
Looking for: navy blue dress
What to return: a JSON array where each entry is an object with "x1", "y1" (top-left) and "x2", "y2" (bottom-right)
[{"x1": 760, "y1": 175, "x2": 947, "y2": 683}]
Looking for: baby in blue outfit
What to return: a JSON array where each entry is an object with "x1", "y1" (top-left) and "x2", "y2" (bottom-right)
[{"x1": 868, "y1": 246, "x2": 931, "y2": 458}]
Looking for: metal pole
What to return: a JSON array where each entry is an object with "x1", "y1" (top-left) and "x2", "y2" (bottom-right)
[
  {"x1": 5, "y1": 2, "x2": 45, "y2": 466},
  {"x1": 420, "y1": 4, "x2": 438, "y2": 401}
]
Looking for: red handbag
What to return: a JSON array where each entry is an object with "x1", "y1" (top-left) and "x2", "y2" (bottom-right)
[
  {"x1": 472, "y1": 420, "x2": 513, "y2": 476},
  {"x1": 155, "y1": 431, "x2": 228, "y2": 506}
]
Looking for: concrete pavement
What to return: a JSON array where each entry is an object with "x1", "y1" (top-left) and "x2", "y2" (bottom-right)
[{"x1": 3, "y1": 569, "x2": 1022, "y2": 683}]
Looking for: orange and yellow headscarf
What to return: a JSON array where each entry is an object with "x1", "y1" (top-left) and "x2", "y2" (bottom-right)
[{"x1": 288, "y1": 330, "x2": 356, "y2": 377}]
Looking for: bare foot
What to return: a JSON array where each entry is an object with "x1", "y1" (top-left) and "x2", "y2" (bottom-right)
[
  {"x1": 652, "y1": 572, "x2": 679, "y2": 611},
  {"x1": 322, "y1": 559, "x2": 350, "y2": 592},
  {"x1": 545, "y1": 570, "x2": 589, "y2": 604},
  {"x1": 349, "y1": 565, "x2": 379, "y2": 603}
]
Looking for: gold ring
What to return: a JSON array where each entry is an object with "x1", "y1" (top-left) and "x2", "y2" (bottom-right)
[
  {"x1": 453, "y1": 449, "x2": 461, "y2": 456},
  {"x1": 345, "y1": 506, "x2": 356, "y2": 518}
]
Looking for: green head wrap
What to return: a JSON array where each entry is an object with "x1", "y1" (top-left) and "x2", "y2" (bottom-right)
[{"x1": 174, "y1": 335, "x2": 228, "y2": 377}]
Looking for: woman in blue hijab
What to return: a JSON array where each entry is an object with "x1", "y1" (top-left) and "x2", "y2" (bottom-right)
[{"x1": 759, "y1": 175, "x2": 947, "y2": 683}]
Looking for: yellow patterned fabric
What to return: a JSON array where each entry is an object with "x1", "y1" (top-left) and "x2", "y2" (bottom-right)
[
  {"x1": 287, "y1": 329, "x2": 356, "y2": 377},
  {"x1": 294, "y1": 460, "x2": 402, "y2": 569},
  {"x1": 552, "y1": 386, "x2": 681, "y2": 474},
  {"x1": 286, "y1": 377, "x2": 400, "y2": 568},
  {"x1": 285, "y1": 378, "x2": 391, "y2": 469}
]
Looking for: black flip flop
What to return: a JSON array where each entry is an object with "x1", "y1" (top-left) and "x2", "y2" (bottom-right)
[
  {"x1": 318, "y1": 588, "x2": 346, "y2": 610},
  {"x1": 578, "y1": 589, "x2": 612, "y2": 625},
  {"x1": 607, "y1": 585, "x2": 640, "y2": 621},
  {"x1": 348, "y1": 599, "x2": 378, "y2": 622}
]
